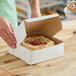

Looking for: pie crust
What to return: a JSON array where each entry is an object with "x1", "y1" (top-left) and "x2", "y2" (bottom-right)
[
  {"x1": 67, "y1": 1, "x2": 76, "y2": 13},
  {"x1": 21, "y1": 36, "x2": 55, "y2": 50}
]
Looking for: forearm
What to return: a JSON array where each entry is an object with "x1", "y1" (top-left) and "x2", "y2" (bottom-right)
[{"x1": 29, "y1": 0, "x2": 41, "y2": 17}]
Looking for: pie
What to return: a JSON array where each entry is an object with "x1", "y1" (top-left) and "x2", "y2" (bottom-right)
[
  {"x1": 67, "y1": 1, "x2": 76, "y2": 13},
  {"x1": 41, "y1": 9, "x2": 57, "y2": 16},
  {"x1": 21, "y1": 35, "x2": 55, "y2": 50}
]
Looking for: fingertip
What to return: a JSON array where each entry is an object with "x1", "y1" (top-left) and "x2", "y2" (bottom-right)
[
  {"x1": 8, "y1": 43, "x2": 16, "y2": 49},
  {"x1": 13, "y1": 40, "x2": 17, "y2": 44},
  {"x1": 12, "y1": 45, "x2": 16, "y2": 49}
]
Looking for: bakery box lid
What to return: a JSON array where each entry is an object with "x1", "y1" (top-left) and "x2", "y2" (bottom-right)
[{"x1": 14, "y1": 14, "x2": 62, "y2": 44}]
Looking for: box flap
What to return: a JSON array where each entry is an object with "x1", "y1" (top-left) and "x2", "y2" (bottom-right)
[
  {"x1": 14, "y1": 14, "x2": 62, "y2": 44},
  {"x1": 24, "y1": 14, "x2": 62, "y2": 38},
  {"x1": 14, "y1": 21, "x2": 26, "y2": 43}
]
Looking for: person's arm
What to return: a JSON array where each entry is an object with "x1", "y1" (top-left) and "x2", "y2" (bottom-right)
[
  {"x1": 0, "y1": 16, "x2": 16, "y2": 48},
  {"x1": 29, "y1": 0, "x2": 41, "y2": 18}
]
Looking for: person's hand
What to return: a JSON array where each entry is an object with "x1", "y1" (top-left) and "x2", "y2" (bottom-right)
[
  {"x1": 0, "y1": 16, "x2": 17, "y2": 48},
  {"x1": 29, "y1": 0, "x2": 41, "y2": 18},
  {"x1": 31, "y1": 11, "x2": 41, "y2": 18}
]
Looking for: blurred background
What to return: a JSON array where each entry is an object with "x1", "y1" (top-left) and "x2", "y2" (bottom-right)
[{"x1": 15, "y1": 0, "x2": 70, "y2": 24}]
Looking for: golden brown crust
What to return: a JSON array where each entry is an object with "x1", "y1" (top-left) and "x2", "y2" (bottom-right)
[
  {"x1": 20, "y1": 36, "x2": 55, "y2": 50},
  {"x1": 67, "y1": 1, "x2": 76, "y2": 13},
  {"x1": 41, "y1": 9, "x2": 57, "y2": 16}
]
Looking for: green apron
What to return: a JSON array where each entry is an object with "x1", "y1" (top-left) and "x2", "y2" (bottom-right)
[{"x1": 0, "y1": 0, "x2": 18, "y2": 30}]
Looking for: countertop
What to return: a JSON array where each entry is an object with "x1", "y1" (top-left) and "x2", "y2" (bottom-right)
[{"x1": 0, "y1": 20, "x2": 76, "y2": 76}]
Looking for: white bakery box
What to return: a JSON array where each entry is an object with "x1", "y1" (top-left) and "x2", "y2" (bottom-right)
[
  {"x1": 9, "y1": 14, "x2": 64, "y2": 65},
  {"x1": 64, "y1": 7, "x2": 76, "y2": 20}
]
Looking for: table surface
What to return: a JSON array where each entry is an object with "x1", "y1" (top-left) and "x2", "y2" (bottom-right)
[{"x1": 0, "y1": 20, "x2": 76, "y2": 76}]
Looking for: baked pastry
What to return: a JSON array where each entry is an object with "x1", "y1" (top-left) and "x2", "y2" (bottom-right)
[
  {"x1": 41, "y1": 12, "x2": 46, "y2": 16},
  {"x1": 21, "y1": 35, "x2": 55, "y2": 50},
  {"x1": 42, "y1": 9, "x2": 57, "y2": 15},
  {"x1": 67, "y1": 1, "x2": 76, "y2": 13}
]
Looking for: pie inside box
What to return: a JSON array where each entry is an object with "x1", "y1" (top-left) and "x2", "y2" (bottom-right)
[
  {"x1": 20, "y1": 35, "x2": 55, "y2": 50},
  {"x1": 9, "y1": 14, "x2": 64, "y2": 65}
]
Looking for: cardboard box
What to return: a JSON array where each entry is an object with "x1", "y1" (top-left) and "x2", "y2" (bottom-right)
[{"x1": 9, "y1": 14, "x2": 64, "y2": 65}]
